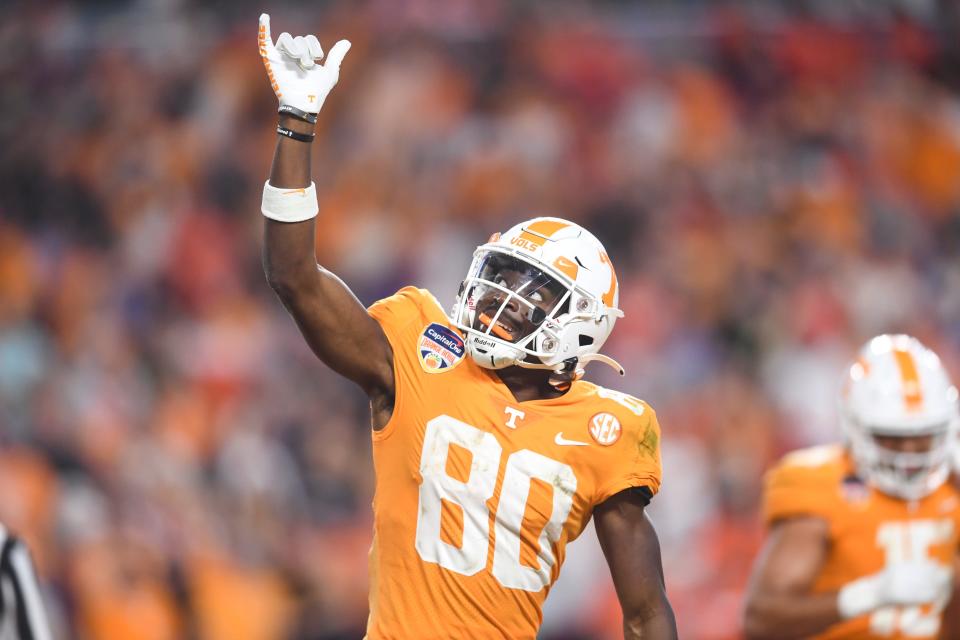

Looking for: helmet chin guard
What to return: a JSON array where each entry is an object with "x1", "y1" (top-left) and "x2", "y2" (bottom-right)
[
  {"x1": 463, "y1": 332, "x2": 526, "y2": 370},
  {"x1": 451, "y1": 217, "x2": 624, "y2": 376}
]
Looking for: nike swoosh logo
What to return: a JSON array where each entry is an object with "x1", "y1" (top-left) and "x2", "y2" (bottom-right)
[{"x1": 555, "y1": 433, "x2": 589, "y2": 447}]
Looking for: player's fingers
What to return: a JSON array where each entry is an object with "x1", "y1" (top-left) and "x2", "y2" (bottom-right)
[
  {"x1": 304, "y1": 34, "x2": 324, "y2": 62},
  {"x1": 258, "y1": 13, "x2": 274, "y2": 55},
  {"x1": 276, "y1": 32, "x2": 300, "y2": 60},
  {"x1": 324, "y1": 39, "x2": 352, "y2": 71},
  {"x1": 293, "y1": 35, "x2": 315, "y2": 68}
]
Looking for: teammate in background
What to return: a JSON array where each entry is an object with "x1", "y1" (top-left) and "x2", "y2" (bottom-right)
[
  {"x1": 256, "y1": 13, "x2": 676, "y2": 640},
  {"x1": 0, "y1": 525, "x2": 53, "y2": 640},
  {"x1": 743, "y1": 334, "x2": 960, "y2": 640}
]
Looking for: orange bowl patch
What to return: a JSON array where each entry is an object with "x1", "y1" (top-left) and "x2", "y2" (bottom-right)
[{"x1": 418, "y1": 323, "x2": 466, "y2": 373}]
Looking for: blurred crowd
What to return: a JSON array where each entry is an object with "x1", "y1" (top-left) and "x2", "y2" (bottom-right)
[{"x1": 2, "y1": 0, "x2": 960, "y2": 638}]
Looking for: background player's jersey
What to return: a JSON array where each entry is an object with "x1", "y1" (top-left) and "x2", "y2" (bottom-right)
[
  {"x1": 364, "y1": 287, "x2": 662, "y2": 639},
  {"x1": 763, "y1": 445, "x2": 960, "y2": 640}
]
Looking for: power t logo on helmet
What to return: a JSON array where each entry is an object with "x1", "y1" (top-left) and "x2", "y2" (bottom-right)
[{"x1": 451, "y1": 217, "x2": 625, "y2": 376}]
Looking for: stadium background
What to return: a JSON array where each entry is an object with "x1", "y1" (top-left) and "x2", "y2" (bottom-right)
[{"x1": 2, "y1": 0, "x2": 960, "y2": 637}]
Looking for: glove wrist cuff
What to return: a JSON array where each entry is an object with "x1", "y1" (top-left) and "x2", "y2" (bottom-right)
[{"x1": 279, "y1": 105, "x2": 318, "y2": 124}]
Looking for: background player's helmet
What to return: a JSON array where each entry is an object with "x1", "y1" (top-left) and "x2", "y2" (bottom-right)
[
  {"x1": 840, "y1": 334, "x2": 960, "y2": 500},
  {"x1": 451, "y1": 217, "x2": 624, "y2": 375}
]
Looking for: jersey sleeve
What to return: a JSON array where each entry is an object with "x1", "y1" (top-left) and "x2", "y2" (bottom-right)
[
  {"x1": 366, "y1": 287, "x2": 436, "y2": 437},
  {"x1": 762, "y1": 453, "x2": 841, "y2": 526},
  {"x1": 368, "y1": 286, "x2": 433, "y2": 347},
  {"x1": 593, "y1": 403, "x2": 663, "y2": 505}
]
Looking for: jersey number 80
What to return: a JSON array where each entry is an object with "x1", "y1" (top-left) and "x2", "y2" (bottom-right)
[{"x1": 414, "y1": 415, "x2": 577, "y2": 592}]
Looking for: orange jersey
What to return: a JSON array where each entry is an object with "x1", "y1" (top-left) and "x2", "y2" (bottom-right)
[
  {"x1": 763, "y1": 445, "x2": 960, "y2": 640},
  {"x1": 364, "y1": 287, "x2": 662, "y2": 639}
]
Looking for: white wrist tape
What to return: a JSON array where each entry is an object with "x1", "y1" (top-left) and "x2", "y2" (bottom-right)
[
  {"x1": 261, "y1": 181, "x2": 319, "y2": 222},
  {"x1": 837, "y1": 575, "x2": 881, "y2": 619}
]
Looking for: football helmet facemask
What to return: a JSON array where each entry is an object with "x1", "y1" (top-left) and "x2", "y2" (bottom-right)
[
  {"x1": 840, "y1": 334, "x2": 960, "y2": 500},
  {"x1": 451, "y1": 217, "x2": 624, "y2": 376}
]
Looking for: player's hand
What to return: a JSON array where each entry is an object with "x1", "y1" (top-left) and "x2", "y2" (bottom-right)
[
  {"x1": 878, "y1": 560, "x2": 952, "y2": 606},
  {"x1": 838, "y1": 560, "x2": 952, "y2": 618},
  {"x1": 257, "y1": 13, "x2": 351, "y2": 114}
]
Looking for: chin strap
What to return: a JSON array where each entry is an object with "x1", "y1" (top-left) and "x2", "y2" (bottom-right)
[
  {"x1": 577, "y1": 353, "x2": 625, "y2": 376},
  {"x1": 547, "y1": 357, "x2": 584, "y2": 391},
  {"x1": 515, "y1": 352, "x2": 626, "y2": 379}
]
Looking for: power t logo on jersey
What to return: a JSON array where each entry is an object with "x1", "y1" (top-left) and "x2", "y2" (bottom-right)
[{"x1": 418, "y1": 323, "x2": 465, "y2": 373}]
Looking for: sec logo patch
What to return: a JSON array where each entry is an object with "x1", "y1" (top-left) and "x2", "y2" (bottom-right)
[
  {"x1": 589, "y1": 412, "x2": 621, "y2": 446},
  {"x1": 418, "y1": 323, "x2": 465, "y2": 373}
]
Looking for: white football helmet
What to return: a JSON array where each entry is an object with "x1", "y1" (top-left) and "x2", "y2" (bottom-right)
[
  {"x1": 451, "y1": 217, "x2": 625, "y2": 375},
  {"x1": 840, "y1": 334, "x2": 960, "y2": 500}
]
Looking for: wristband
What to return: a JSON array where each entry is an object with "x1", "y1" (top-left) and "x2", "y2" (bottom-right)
[
  {"x1": 261, "y1": 181, "x2": 319, "y2": 222},
  {"x1": 279, "y1": 105, "x2": 318, "y2": 124},
  {"x1": 276, "y1": 125, "x2": 315, "y2": 143}
]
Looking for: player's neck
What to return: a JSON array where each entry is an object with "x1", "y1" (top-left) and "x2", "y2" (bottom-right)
[{"x1": 494, "y1": 366, "x2": 567, "y2": 403}]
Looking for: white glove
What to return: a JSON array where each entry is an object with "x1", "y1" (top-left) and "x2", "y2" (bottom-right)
[
  {"x1": 837, "y1": 560, "x2": 953, "y2": 619},
  {"x1": 258, "y1": 13, "x2": 351, "y2": 114}
]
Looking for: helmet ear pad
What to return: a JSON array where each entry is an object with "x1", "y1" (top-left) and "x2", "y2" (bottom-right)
[
  {"x1": 531, "y1": 309, "x2": 608, "y2": 368},
  {"x1": 530, "y1": 289, "x2": 619, "y2": 367}
]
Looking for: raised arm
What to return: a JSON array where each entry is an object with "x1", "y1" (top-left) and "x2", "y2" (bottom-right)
[
  {"x1": 594, "y1": 490, "x2": 677, "y2": 640},
  {"x1": 257, "y1": 14, "x2": 394, "y2": 417}
]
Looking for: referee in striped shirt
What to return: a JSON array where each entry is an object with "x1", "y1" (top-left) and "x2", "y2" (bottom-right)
[{"x1": 0, "y1": 525, "x2": 52, "y2": 640}]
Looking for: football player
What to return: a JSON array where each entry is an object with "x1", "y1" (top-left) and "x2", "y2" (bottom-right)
[
  {"x1": 743, "y1": 334, "x2": 960, "y2": 639},
  {"x1": 256, "y1": 14, "x2": 676, "y2": 640}
]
